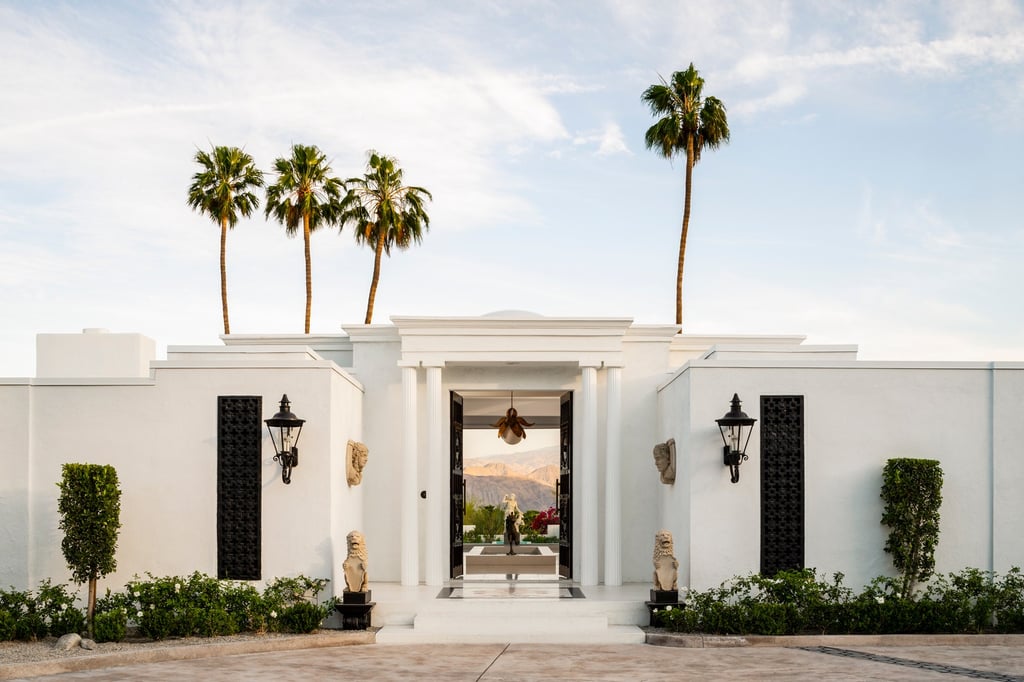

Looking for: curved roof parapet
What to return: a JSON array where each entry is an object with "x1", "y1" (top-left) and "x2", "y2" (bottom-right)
[{"x1": 481, "y1": 310, "x2": 546, "y2": 319}]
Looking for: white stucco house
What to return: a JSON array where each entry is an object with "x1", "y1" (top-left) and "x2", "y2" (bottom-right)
[{"x1": 1, "y1": 312, "x2": 1021, "y2": 642}]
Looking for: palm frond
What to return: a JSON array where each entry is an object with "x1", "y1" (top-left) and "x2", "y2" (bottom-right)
[{"x1": 186, "y1": 145, "x2": 263, "y2": 228}]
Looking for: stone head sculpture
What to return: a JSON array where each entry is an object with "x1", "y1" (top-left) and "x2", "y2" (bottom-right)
[
  {"x1": 346, "y1": 440, "x2": 369, "y2": 486},
  {"x1": 653, "y1": 439, "x2": 676, "y2": 484}
]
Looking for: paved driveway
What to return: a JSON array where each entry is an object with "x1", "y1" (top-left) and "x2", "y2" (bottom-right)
[{"x1": 12, "y1": 643, "x2": 1024, "y2": 681}]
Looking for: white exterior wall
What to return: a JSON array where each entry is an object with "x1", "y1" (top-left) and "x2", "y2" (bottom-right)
[
  {"x1": 36, "y1": 330, "x2": 155, "y2": 378},
  {"x1": 343, "y1": 328, "x2": 404, "y2": 582},
  {"x1": 3, "y1": 320, "x2": 1021, "y2": 597},
  {"x1": 993, "y1": 365, "x2": 1024, "y2": 573},
  {"x1": 0, "y1": 382, "x2": 31, "y2": 588},
  {"x1": 659, "y1": 360, "x2": 1024, "y2": 591},
  {"x1": 620, "y1": 330, "x2": 677, "y2": 582},
  {"x1": 329, "y1": 369, "x2": 364, "y2": 593},
  {"x1": 1, "y1": 351, "x2": 364, "y2": 597}
]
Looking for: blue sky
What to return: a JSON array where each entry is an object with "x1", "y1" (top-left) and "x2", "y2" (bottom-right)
[{"x1": 1, "y1": 1, "x2": 1022, "y2": 376}]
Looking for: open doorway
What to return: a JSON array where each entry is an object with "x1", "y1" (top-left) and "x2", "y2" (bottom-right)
[{"x1": 451, "y1": 391, "x2": 572, "y2": 580}]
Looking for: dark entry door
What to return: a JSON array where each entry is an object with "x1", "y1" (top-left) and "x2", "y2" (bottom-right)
[
  {"x1": 558, "y1": 391, "x2": 573, "y2": 579},
  {"x1": 450, "y1": 392, "x2": 465, "y2": 578}
]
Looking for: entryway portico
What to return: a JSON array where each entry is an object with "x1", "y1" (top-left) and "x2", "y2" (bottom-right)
[{"x1": 384, "y1": 312, "x2": 634, "y2": 587}]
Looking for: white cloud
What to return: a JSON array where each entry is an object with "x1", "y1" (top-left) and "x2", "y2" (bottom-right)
[
  {"x1": 572, "y1": 122, "x2": 632, "y2": 156},
  {"x1": 731, "y1": 82, "x2": 807, "y2": 117}
]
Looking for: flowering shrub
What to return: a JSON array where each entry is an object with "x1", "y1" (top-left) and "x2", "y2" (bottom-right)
[
  {"x1": 531, "y1": 506, "x2": 559, "y2": 531},
  {"x1": 657, "y1": 567, "x2": 1024, "y2": 635},
  {"x1": 116, "y1": 572, "x2": 335, "y2": 639},
  {"x1": 0, "y1": 572, "x2": 337, "y2": 642},
  {"x1": 0, "y1": 580, "x2": 85, "y2": 641}
]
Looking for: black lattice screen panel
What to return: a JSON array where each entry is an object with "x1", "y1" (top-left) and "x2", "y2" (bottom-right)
[
  {"x1": 217, "y1": 396, "x2": 262, "y2": 580},
  {"x1": 760, "y1": 395, "x2": 804, "y2": 576}
]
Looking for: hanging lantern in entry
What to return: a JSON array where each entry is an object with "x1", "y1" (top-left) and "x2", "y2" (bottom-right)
[{"x1": 492, "y1": 392, "x2": 535, "y2": 445}]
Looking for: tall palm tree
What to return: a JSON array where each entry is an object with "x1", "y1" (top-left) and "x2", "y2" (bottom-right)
[
  {"x1": 340, "y1": 151, "x2": 432, "y2": 324},
  {"x1": 642, "y1": 63, "x2": 730, "y2": 327},
  {"x1": 186, "y1": 146, "x2": 264, "y2": 335},
  {"x1": 264, "y1": 144, "x2": 344, "y2": 333}
]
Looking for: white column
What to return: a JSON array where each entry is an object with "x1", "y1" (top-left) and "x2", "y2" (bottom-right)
[
  {"x1": 400, "y1": 364, "x2": 419, "y2": 586},
  {"x1": 580, "y1": 364, "x2": 599, "y2": 586},
  {"x1": 424, "y1": 364, "x2": 445, "y2": 586},
  {"x1": 604, "y1": 365, "x2": 623, "y2": 586}
]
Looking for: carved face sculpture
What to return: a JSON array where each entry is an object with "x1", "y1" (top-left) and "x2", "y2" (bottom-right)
[
  {"x1": 347, "y1": 531, "x2": 366, "y2": 556},
  {"x1": 652, "y1": 439, "x2": 676, "y2": 484},
  {"x1": 346, "y1": 441, "x2": 369, "y2": 486},
  {"x1": 654, "y1": 529, "x2": 675, "y2": 558},
  {"x1": 353, "y1": 444, "x2": 368, "y2": 472}
]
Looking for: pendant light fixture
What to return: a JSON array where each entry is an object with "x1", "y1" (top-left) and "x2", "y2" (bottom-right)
[{"x1": 492, "y1": 391, "x2": 535, "y2": 445}]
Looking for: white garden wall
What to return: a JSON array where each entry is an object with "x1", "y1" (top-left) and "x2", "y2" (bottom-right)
[
  {"x1": 0, "y1": 335, "x2": 365, "y2": 599},
  {"x1": 658, "y1": 359, "x2": 1024, "y2": 591}
]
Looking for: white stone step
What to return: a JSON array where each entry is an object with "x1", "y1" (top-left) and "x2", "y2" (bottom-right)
[
  {"x1": 368, "y1": 581, "x2": 651, "y2": 644},
  {"x1": 414, "y1": 610, "x2": 608, "y2": 634},
  {"x1": 375, "y1": 624, "x2": 645, "y2": 644}
]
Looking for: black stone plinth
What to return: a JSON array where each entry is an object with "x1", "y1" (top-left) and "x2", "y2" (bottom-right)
[
  {"x1": 650, "y1": 589, "x2": 679, "y2": 603},
  {"x1": 343, "y1": 590, "x2": 372, "y2": 604},
  {"x1": 337, "y1": 592, "x2": 375, "y2": 630},
  {"x1": 645, "y1": 600, "x2": 685, "y2": 627}
]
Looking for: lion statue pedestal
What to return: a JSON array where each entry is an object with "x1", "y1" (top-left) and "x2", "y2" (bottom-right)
[
  {"x1": 335, "y1": 530, "x2": 376, "y2": 630},
  {"x1": 644, "y1": 529, "x2": 687, "y2": 626}
]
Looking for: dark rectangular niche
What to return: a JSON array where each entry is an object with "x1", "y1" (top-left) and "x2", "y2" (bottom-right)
[
  {"x1": 760, "y1": 395, "x2": 804, "y2": 576},
  {"x1": 217, "y1": 396, "x2": 262, "y2": 580}
]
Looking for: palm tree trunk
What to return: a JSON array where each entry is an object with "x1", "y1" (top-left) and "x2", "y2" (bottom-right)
[
  {"x1": 676, "y1": 135, "x2": 695, "y2": 327},
  {"x1": 303, "y1": 212, "x2": 312, "y2": 334},
  {"x1": 364, "y1": 231, "x2": 385, "y2": 324},
  {"x1": 220, "y1": 216, "x2": 230, "y2": 335}
]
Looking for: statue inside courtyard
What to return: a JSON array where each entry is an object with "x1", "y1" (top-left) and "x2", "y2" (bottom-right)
[
  {"x1": 343, "y1": 530, "x2": 369, "y2": 593},
  {"x1": 502, "y1": 493, "x2": 523, "y2": 555},
  {"x1": 652, "y1": 529, "x2": 679, "y2": 591}
]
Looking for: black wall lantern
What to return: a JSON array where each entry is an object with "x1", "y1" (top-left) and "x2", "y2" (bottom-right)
[
  {"x1": 265, "y1": 394, "x2": 305, "y2": 484},
  {"x1": 716, "y1": 393, "x2": 757, "y2": 484}
]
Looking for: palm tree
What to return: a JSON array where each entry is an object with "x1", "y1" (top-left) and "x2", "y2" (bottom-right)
[
  {"x1": 264, "y1": 144, "x2": 344, "y2": 333},
  {"x1": 642, "y1": 63, "x2": 730, "y2": 327},
  {"x1": 340, "y1": 151, "x2": 432, "y2": 324},
  {"x1": 186, "y1": 146, "x2": 264, "y2": 335}
]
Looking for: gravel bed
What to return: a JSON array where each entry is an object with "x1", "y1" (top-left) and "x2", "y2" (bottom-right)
[{"x1": 0, "y1": 632, "x2": 317, "y2": 666}]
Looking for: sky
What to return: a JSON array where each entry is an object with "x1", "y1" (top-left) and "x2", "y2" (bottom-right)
[{"x1": 1, "y1": 1, "x2": 1022, "y2": 376}]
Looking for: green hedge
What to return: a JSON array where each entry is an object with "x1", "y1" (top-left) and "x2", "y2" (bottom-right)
[
  {"x1": 657, "y1": 568, "x2": 1024, "y2": 635},
  {"x1": 0, "y1": 572, "x2": 337, "y2": 642},
  {"x1": 0, "y1": 579, "x2": 85, "y2": 641}
]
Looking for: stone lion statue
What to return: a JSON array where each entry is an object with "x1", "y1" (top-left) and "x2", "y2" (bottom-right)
[
  {"x1": 346, "y1": 441, "x2": 369, "y2": 486},
  {"x1": 343, "y1": 530, "x2": 369, "y2": 592},
  {"x1": 653, "y1": 439, "x2": 676, "y2": 484},
  {"x1": 653, "y1": 529, "x2": 679, "y2": 591}
]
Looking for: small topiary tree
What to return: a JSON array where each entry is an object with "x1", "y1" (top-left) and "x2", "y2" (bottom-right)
[
  {"x1": 880, "y1": 458, "x2": 943, "y2": 600},
  {"x1": 57, "y1": 463, "x2": 122, "y2": 637}
]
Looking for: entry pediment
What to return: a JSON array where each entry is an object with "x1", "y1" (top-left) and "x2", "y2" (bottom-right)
[{"x1": 388, "y1": 314, "x2": 635, "y2": 366}]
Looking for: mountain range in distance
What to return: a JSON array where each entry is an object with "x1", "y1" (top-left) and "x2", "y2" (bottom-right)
[{"x1": 465, "y1": 444, "x2": 558, "y2": 512}]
